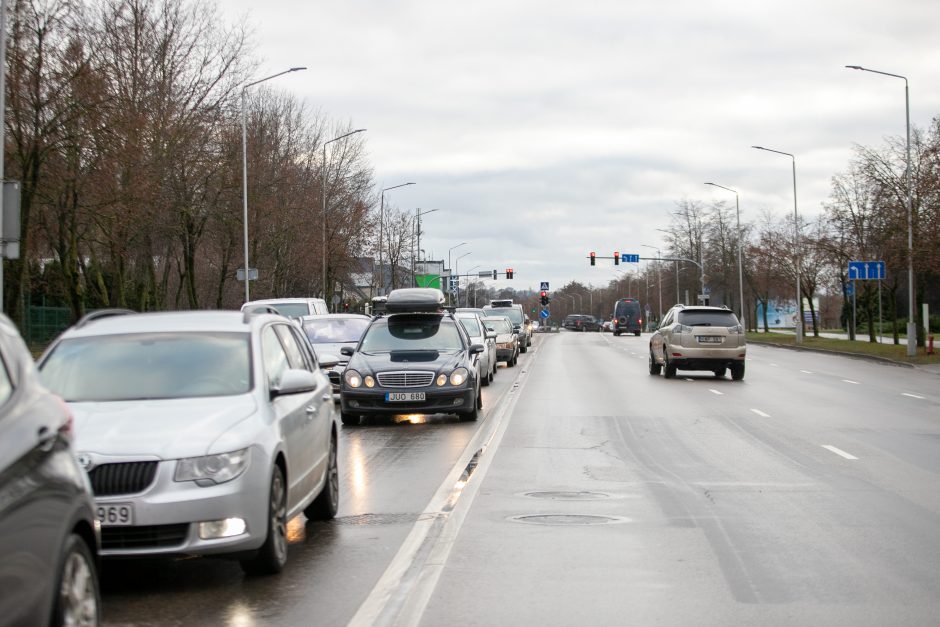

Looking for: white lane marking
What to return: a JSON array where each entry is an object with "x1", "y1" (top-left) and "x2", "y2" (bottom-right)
[
  {"x1": 709, "y1": 389, "x2": 723, "y2": 396},
  {"x1": 800, "y1": 370, "x2": 814, "y2": 374},
  {"x1": 349, "y1": 342, "x2": 531, "y2": 626},
  {"x1": 842, "y1": 379, "x2": 860, "y2": 385},
  {"x1": 769, "y1": 363, "x2": 779, "y2": 367},
  {"x1": 902, "y1": 393, "x2": 925, "y2": 399},
  {"x1": 822, "y1": 445, "x2": 858, "y2": 460},
  {"x1": 750, "y1": 408, "x2": 771, "y2": 418},
  {"x1": 685, "y1": 378, "x2": 694, "y2": 382}
]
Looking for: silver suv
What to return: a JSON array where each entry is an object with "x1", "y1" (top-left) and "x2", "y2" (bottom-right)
[{"x1": 649, "y1": 305, "x2": 746, "y2": 380}]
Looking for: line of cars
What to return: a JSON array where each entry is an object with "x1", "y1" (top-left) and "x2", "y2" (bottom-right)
[{"x1": 0, "y1": 289, "x2": 533, "y2": 623}]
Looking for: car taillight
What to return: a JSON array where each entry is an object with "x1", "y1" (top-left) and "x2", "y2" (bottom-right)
[{"x1": 638, "y1": 318, "x2": 642, "y2": 324}]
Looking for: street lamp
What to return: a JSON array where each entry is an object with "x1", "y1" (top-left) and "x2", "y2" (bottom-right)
[
  {"x1": 377, "y1": 182, "x2": 416, "y2": 296},
  {"x1": 752, "y1": 145, "x2": 803, "y2": 344},
  {"x1": 642, "y1": 244, "x2": 663, "y2": 322},
  {"x1": 447, "y1": 242, "x2": 467, "y2": 279},
  {"x1": 322, "y1": 128, "x2": 367, "y2": 304},
  {"x1": 241, "y1": 66, "x2": 306, "y2": 302},
  {"x1": 455, "y1": 252, "x2": 471, "y2": 306},
  {"x1": 655, "y1": 227, "x2": 681, "y2": 304},
  {"x1": 412, "y1": 208, "x2": 439, "y2": 287},
  {"x1": 705, "y1": 182, "x2": 746, "y2": 326},
  {"x1": 846, "y1": 65, "x2": 917, "y2": 357}
]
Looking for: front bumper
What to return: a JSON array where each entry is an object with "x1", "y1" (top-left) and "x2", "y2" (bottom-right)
[
  {"x1": 94, "y1": 448, "x2": 272, "y2": 558},
  {"x1": 342, "y1": 386, "x2": 476, "y2": 416}
]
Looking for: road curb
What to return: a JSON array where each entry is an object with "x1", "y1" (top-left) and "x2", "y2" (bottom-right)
[{"x1": 748, "y1": 339, "x2": 918, "y2": 369}]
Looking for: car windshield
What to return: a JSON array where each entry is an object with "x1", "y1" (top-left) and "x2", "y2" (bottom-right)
[
  {"x1": 303, "y1": 317, "x2": 370, "y2": 344},
  {"x1": 678, "y1": 311, "x2": 740, "y2": 327},
  {"x1": 457, "y1": 317, "x2": 483, "y2": 338},
  {"x1": 484, "y1": 319, "x2": 513, "y2": 334},
  {"x1": 39, "y1": 332, "x2": 251, "y2": 401},
  {"x1": 359, "y1": 316, "x2": 464, "y2": 352},
  {"x1": 484, "y1": 307, "x2": 523, "y2": 325},
  {"x1": 263, "y1": 302, "x2": 310, "y2": 317}
]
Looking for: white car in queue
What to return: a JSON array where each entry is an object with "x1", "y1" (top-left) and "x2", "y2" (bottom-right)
[
  {"x1": 455, "y1": 311, "x2": 498, "y2": 386},
  {"x1": 37, "y1": 309, "x2": 340, "y2": 575}
]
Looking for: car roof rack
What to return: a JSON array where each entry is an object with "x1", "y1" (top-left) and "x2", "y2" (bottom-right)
[{"x1": 74, "y1": 308, "x2": 136, "y2": 329}]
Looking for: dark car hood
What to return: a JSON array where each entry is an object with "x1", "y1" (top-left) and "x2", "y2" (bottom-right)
[{"x1": 349, "y1": 350, "x2": 464, "y2": 373}]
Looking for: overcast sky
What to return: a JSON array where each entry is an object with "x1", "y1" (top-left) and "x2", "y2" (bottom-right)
[{"x1": 220, "y1": 0, "x2": 940, "y2": 294}]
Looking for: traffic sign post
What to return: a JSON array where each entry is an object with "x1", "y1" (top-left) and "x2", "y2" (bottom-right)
[
  {"x1": 622, "y1": 253, "x2": 639, "y2": 263},
  {"x1": 848, "y1": 260, "x2": 887, "y2": 342}
]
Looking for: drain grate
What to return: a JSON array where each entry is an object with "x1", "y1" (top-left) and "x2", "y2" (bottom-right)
[
  {"x1": 508, "y1": 514, "x2": 631, "y2": 526},
  {"x1": 523, "y1": 491, "x2": 610, "y2": 501},
  {"x1": 333, "y1": 513, "x2": 425, "y2": 526}
]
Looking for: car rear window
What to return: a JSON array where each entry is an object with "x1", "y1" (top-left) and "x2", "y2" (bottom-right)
[
  {"x1": 677, "y1": 311, "x2": 739, "y2": 327},
  {"x1": 303, "y1": 317, "x2": 370, "y2": 344},
  {"x1": 484, "y1": 307, "x2": 523, "y2": 325},
  {"x1": 39, "y1": 332, "x2": 251, "y2": 401}
]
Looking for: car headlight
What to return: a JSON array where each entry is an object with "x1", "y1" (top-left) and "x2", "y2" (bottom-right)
[
  {"x1": 364, "y1": 375, "x2": 376, "y2": 388},
  {"x1": 436, "y1": 374, "x2": 447, "y2": 387},
  {"x1": 345, "y1": 370, "x2": 363, "y2": 388},
  {"x1": 450, "y1": 367, "x2": 469, "y2": 386},
  {"x1": 175, "y1": 448, "x2": 250, "y2": 485}
]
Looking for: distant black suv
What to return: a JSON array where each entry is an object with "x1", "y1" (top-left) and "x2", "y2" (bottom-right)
[
  {"x1": 612, "y1": 298, "x2": 643, "y2": 336},
  {"x1": 340, "y1": 288, "x2": 485, "y2": 425}
]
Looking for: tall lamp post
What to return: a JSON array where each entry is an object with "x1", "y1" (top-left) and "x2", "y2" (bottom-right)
[
  {"x1": 412, "y1": 208, "x2": 439, "y2": 287},
  {"x1": 705, "y1": 182, "x2": 746, "y2": 325},
  {"x1": 322, "y1": 129, "x2": 367, "y2": 304},
  {"x1": 642, "y1": 244, "x2": 663, "y2": 322},
  {"x1": 454, "y1": 252, "x2": 471, "y2": 306},
  {"x1": 447, "y1": 242, "x2": 467, "y2": 302},
  {"x1": 377, "y1": 182, "x2": 416, "y2": 296},
  {"x1": 655, "y1": 227, "x2": 681, "y2": 304},
  {"x1": 241, "y1": 66, "x2": 306, "y2": 302},
  {"x1": 846, "y1": 65, "x2": 917, "y2": 357},
  {"x1": 753, "y1": 145, "x2": 803, "y2": 344}
]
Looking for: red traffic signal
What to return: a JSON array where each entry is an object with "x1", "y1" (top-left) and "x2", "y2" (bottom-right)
[
  {"x1": 589, "y1": 252, "x2": 596, "y2": 266},
  {"x1": 614, "y1": 251, "x2": 620, "y2": 265},
  {"x1": 506, "y1": 268, "x2": 514, "y2": 279}
]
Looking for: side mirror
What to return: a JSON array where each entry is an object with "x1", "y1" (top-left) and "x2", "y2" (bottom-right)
[
  {"x1": 271, "y1": 368, "x2": 317, "y2": 398},
  {"x1": 485, "y1": 331, "x2": 497, "y2": 340},
  {"x1": 340, "y1": 346, "x2": 355, "y2": 357},
  {"x1": 469, "y1": 344, "x2": 484, "y2": 355}
]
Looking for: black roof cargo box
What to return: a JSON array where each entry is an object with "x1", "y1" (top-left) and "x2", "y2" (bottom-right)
[{"x1": 385, "y1": 288, "x2": 446, "y2": 313}]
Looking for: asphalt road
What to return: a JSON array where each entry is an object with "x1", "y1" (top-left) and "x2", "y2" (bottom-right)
[{"x1": 101, "y1": 331, "x2": 940, "y2": 626}]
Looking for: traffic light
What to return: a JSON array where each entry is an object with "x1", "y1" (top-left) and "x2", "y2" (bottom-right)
[
  {"x1": 492, "y1": 269, "x2": 497, "y2": 280},
  {"x1": 506, "y1": 268, "x2": 514, "y2": 279},
  {"x1": 540, "y1": 290, "x2": 549, "y2": 306},
  {"x1": 343, "y1": 302, "x2": 349, "y2": 312},
  {"x1": 614, "y1": 251, "x2": 620, "y2": 266},
  {"x1": 589, "y1": 252, "x2": 596, "y2": 266}
]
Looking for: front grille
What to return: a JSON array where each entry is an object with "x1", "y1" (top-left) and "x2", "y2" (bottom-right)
[
  {"x1": 102, "y1": 524, "x2": 189, "y2": 550},
  {"x1": 376, "y1": 371, "x2": 435, "y2": 388},
  {"x1": 89, "y1": 461, "x2": 159, "y2": 496}
]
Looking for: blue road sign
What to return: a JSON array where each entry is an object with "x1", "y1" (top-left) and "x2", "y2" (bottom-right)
[
  {"x1": 845, "y1": 282, "x2": 855, "y2": 297},
  {"x1": 540, "y1": 281, "x2": 550, "y2": 291},
  {"x1": 848, "y1": 260, "x2": 886, "y2": 280},
  {"x1": 621, "y1": 253, "x2": 640, "y2": 263},
  {"x1": 539, "y1": 309, "x2": 550, "y2": 319}
]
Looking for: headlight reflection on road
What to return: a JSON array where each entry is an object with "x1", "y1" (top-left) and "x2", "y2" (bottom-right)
[
  {"x1": 226, "y1": 602, "x2": 255, "y2": 627},
  {"x1": 346, "y1": 435, "x2": 369, "y2": 509},
  {"x1": 286, "y1": 516, "x2": 306, "y2": 544}
]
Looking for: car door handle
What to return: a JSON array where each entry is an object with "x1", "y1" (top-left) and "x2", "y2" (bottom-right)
[
  {"x1": 305, "y1": 405, "x2": 318, "y2": 415},
  {"x1": 321, "y1": 394, "x2": 333, "y2": 402}
]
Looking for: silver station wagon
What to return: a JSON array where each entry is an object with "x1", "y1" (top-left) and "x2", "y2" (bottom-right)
[{"x1": 38, "y1": 310, "x2": 339, "y2": 575}]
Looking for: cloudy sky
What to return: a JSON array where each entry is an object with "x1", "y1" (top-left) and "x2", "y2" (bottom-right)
[{"x1": 220, "y1": 0, "x2": 940, "y2": 294}]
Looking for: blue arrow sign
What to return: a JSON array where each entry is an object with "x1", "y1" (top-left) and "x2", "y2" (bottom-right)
[
  {"x1": 539, "y1": 309, "x2": 550, "y2": 319},
  {"x1": 845, "y1": 282, "x2": 854, "y2": 297},
  {"x1": 621, "y1": 253, "x2": 640, "y2": 263},
  {"x1": 848, "y1": 260, "x2": 886, "y2": 280}
]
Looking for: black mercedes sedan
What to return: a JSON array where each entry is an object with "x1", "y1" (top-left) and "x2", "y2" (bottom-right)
[{"x1": 339, "y1": 289, "x2": 484, "y2": 426}]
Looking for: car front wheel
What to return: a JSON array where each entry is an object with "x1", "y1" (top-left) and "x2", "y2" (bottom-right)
[
  {"x1": 648, "y1": 351, "x2": 661, "y2": 375},
  {"x1": 53, "y1": 534, "x2": 100, "y2": 627},
  {"x1": 241, "y1": 465, "x2": 288, "y2": 575}
]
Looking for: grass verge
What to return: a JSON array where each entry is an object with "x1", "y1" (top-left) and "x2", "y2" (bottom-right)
[{"x1": 746, "y1": 331, "x2": 940, "y2": 366}]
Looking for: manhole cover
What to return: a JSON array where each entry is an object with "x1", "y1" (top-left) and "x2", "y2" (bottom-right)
[
  {"x1": 508, "y1": 514, "x2": 631, "y2": 526},
  {"x1": 523, "y1": 491, "x2": 610, "y2": 501}
]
